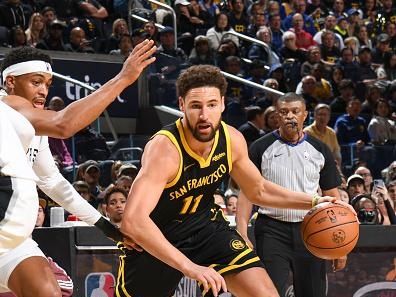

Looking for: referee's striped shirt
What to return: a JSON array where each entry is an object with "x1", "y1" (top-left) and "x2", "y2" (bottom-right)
[{"x1": 249, "y1": 130, "x2": 341, "y2": 222}]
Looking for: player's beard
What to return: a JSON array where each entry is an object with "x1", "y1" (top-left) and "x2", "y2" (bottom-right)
[{"x1": 185, "y1": 115, "x2": 221, "y2": 142}]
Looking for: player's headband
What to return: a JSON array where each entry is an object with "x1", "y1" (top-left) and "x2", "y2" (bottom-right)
[{"x1": 1, "y1": 60, "x2": 53, "y2": 84}]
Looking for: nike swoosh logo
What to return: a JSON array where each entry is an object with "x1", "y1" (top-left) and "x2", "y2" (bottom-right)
[
  {"x1": 184, "y1": 163, "x2": 195, "y2": 171},
  {"x1": 274, "y1": 153, "x2": 283, "y2": 157}
]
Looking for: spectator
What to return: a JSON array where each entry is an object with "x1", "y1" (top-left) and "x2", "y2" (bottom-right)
[
  {"x1": 109, "y1": 33, "x2": 133, "y2": 57},
  {"x1": 320, "y1": 30, "x2": 341, "y2": 64},
  {"x1": 330, "y1": 79, "x2": 355, "y2": 114},
  {"x1": 313, "y1": 15, "x2": 344, "y2": 50},
  {"x1": 74, "y1": 126, "x2": 110, "y2": 162},
  {"x1": 174, "y1": 0, "x2": 202, "y2": 36},
  {"x1": 262, "y1": 105, "x2": 280, "y2": 133},
  {"x1": 387, "y1": 180, "x2": 396, "y2": 210},
  {"x1": 114, "y1": 176, "x2": 133, "y2": 193},
  {"x1": 361, "y1": 84, "x2": 382, "y2": 114},
  {"x1": 214, "y1": 38, "x2": 240, "y2": 70},
  {"x1": 78, "y1": 160, "x2": 103, "y2": 204},
  {"x1": 65, "y1": 27, "x2": 95, "y2": 53},
  {"x1": 344, "y1": 36, "x2": 360, "y2": 56},
  {"x1": 289, "y1": 13, "x2": 316, "y2": 50},
  {"x1": 104, "y1": 187, "x2": 128, "y2": 227},
  {"x1": 224, "y1": 56, "x2": 247, "y2": 103},
  {"x1": 8, "y1": 25, "x2": 27, "y2": 47},
  {"x1": 356, "y1": 46, "x2": 377, "y2": 83},
  {"x1": 372, "y1": 33, "x2": 391, "y2": 65},
  {"x1": 143, "y1": 21, "x2": 158, "y2": 41},
  {"x1": 329, "y1": 65, "x2": 344, "y2": 97},
  {"x1": 306, "y1": 62, "x2": 332, "y2": 103},
  {"x1": 304, "y1": 103, "x2": 342, "y2": 165},
  {"x1": 36, "y1": 19, "x2": 68, "y2": 51},
  {"x1": 300, "y1": 45, "x2": 322, "y2": 77},
  {"x1": 351, "y1": 194, "x2": 380, "y2": 224},
  {"x1": 199, "y1": 0, "x2": 219, "y2": 19},
  {"x1": 25, "y1": 12, "x2": 45, "y2": 47},
  {"x1": 74, "y1": 0, "x2": 108, "y2": 39},
  {"x1": 377, "y1": 51, "x2": 396, "y2": 81},
  {"x1": 255, "y1": 78, "x2": 280, "y2": 109},
  {"x1": 377, "y1": 0, "x2": 396, "y2": 33},
  {"x1": 0, "y1": 0, "x2": 31, "y2": 30},
  {"x1": 225, "y1": 193, "x2": 238, "y2": 216},
  {"x1": 268, "y1": 13, "x2": 284, "y2": 55},
  {"x1": 336, "y1": 47, "x2": 360, "y2": 82},
  {"x1": 347, "y1": 8, "x2": 362, "y2": 38},
  {"x1": 334, "y1": 98, "x2": 370, "y2": 147},
  {"x1": 385, "y1": 22, "x2": 396, "y2": 51},
  {"x1": 368, "y1": 99, "x2": 396, "y2": 145},
  {"x1": 238, "y1": 106, "x2": 265, "y2": 146},
  {"x1": 247, "y1": 13, "x2": 266, "y2": 37},
  {"x1": 282, "y1": 0, "x2": 317, "y2": 36},
  {"x1": 131, "y1": 29, "x2": 150, "y2": 48},
  {"x1": 334, "y1": 15, "x2": 349, "y2": 41},
  {"x1": 117, "y1": 163, "x2": 139, "y2": 181},
  {"x1": 188, "y1": 35, "x2": 215, "y2": 65},
  {"x1": 248, "y1": 26, "x2": 274, "y2": 66},
  {"x1": 279, "y1": 31, "x2": 307, "y2": 62},
  {"x1": 206, "y1": 12, "x2": 239, "y2": 51},
  {"x1": 106, "y1": 18, "x2": 129, "y2": 53},
  {"x1": 269, "y1": 63, "x2": 288, "y2": 92},
  {"x1": 298, "y1": 75, "x2": 319, "y2": 110},
  {"x1": 329, "y1": 0, "x2": 345, "y2": 18},
  {"x1": 72, "y1": 180, "x2": 96, "y2": 206},
  {"x1": 355, "y1": 25, "x2": 373, "y2": 49},
  {"x1": 244, "y1": 60, "x2": 268, "y2": 102},
  {"x1": 40, "y1": 6, "x2": 56, "y2": 32},
  {"x1": 384, "y1": 161, "x2": 396, "y2": 184},
  {"x1": 227, "y1": 0, "x2": 249, "y2": 34},
  {"x1": 354, "y1": 166, "x2": 373, "y2": 193},
  {"x1": 371, "y1": 185, "x2": 396, "y2": 225},
  {"x1": 346, "y1": 174, "x2": 366, "y2": 200},
  {"x1": 188, "y1": 0, "x2": 213, "y2": 33}
]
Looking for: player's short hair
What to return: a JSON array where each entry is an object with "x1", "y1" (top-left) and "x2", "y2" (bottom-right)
[
  {"x1": 0, "y1": 46, "x2": 52, "y2": 72},
  {"x1": 276, "y1": 92, "x2": 306, "y2": 107},
  {"x1": 176, "y1": 65, "x2": 227, "y2": 99}
]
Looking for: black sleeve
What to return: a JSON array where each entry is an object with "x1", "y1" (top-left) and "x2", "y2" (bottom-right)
[
  {"x1": 307, "y1": 135, "x2": 341, "y2": 190},
  {"x1": 384, "y1": 200, "x2": 396, "y2": 225},
  {"x1": 94, "y1": 217, "x2": 123, "y2": 242}
]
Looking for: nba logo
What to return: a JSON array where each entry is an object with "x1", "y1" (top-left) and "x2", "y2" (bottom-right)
[{"x1": 85, "y1": 272, "x2": 115, "y2": 297}]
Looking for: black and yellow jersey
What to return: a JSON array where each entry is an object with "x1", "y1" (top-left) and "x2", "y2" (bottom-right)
[{"x1": 150, "y1": 119, "x2": 233, "y2": 243}]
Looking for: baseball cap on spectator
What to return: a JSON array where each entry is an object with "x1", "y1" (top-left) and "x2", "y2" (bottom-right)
[
  {"x1": 174, "y1": 0, "x2": 190, "y2": 5},
  {"x1": 49, "y1": 19, "x2": 67, "y2": 29},
  {"x1": 84, "y1": 161, "x2": 100, "y2": 174},
  {"x1": 159, "y1": 26, "x2": 174, "y2": 35},
  {"x1": 117, "y1": 163, "x2": 138, "y2": 178},
  {"x1": 358, "y1": 45, "x2": 371, "y2": 55},
  {"x1": 347, "y1": 8, "x2": 360, "y2": 16},
  {"x1": 337, "y1": 15, "x2": 347, "y2": 23},
  {"x1": 377, "y1": 33, "x2": 390, "y2": 43},
  {"x1": 347, "y1": 174, "x2": 365, "y2": 188}
]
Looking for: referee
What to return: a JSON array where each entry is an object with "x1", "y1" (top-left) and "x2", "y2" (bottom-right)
[{"x1": 237, "y1": 93, "x2": 344, "y2": 297}]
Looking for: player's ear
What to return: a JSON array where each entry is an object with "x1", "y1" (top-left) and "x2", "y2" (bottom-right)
[
  {"x1": 4, "y1": 76, "x2": 16, "y2": 90},
  {"x1": 221, "y1": 96, "x2": 225, "y2": 112},
  {"x1": 179, "y1": 96, "x2": 185, "y2": 112}
]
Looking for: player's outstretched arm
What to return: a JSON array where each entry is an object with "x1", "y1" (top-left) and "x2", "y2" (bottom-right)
[
  {"x1": 120, "y1": 135, "x2": 227, "y2": 296},
  {"x1": 228, "y1": 126, "x2": 337, "y2": 209},
  {"x1": 3, "y1": 40, "x2": 156, "y2": 139}
]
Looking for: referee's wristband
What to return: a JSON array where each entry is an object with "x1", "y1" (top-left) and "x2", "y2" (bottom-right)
[{"x1": 312, "y1": 194, "x2": 320, "y2": 208}]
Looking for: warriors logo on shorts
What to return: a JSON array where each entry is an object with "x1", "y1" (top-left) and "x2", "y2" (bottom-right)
[{"x1": 230, "y1": 239, "x2": 245, "y2": 251}]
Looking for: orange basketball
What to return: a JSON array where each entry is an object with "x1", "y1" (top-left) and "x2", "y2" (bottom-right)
[{"x1": 301, "y1": 202, "x2": 359, "y2": 260}]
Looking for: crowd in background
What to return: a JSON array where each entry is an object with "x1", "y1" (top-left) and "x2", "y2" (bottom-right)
[{"x1": 1, "y1": 0, "x2": 394, "y2": 226}]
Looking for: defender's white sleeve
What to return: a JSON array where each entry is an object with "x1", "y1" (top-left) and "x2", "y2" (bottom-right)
[{"x1": 32, "y1": 136, "x2": 101, "y2": 225}]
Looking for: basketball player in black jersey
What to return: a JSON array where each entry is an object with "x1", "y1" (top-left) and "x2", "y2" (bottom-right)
[{"x1": 118, "y1": 65, "x2": 349, "y2": 297}]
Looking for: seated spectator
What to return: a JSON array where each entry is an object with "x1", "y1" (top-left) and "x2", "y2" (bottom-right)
[
  {"x1": 297, "y1": 63, "x2": 332, "y2": 103},
  {"x1": 313, "y1": 15, "x2": 344, "y2": 50},
  {"x1": 330, "y1": 79, "x2": 355, "y2": 114},
  {"x1": 8, "y1": 25, "x2": 27, "y2": 47},
  {"x1": 376, "y1": 51, "x2": 396, "y2": 81},
  {"x1": 186, "y1": 0, "x2": 212, "y2": 34},
  {"x1": 384, "y1": 161, "x2": 396, "y2": 184},
  {"x1": 268, "y1": 63, "x2": 288, "y2": 92},
  {"x1": 188, "y1": 35, "x2": 215, "y2": 65},
  {"x1": 65, "y1": 27, "x2": 95, "y2": 53},
  {"x1": 387, "y1": 180, "x2": 396, "y2": 210},
  {"x1": 354, "y1": 166, "x2": 373, "y2": 193},
  {"x1": 320, "y1": 30, "x2": 341, "y2": 64},
  {"x1": 245, "y1": 60, "x2": 268, "y2": 101},
  {"x1": 78, "y1": 160, "x2": 104, "y2": 205},
  {"x1": 356, "y1": 45, "x2": 377, "y2": 84},
  {"x1": 268, "y1": 13, "x2": 283, "y2": 55},
  {"x1": 281, "y1": 0, "x2": 316, "y2": 36},
  {"x1": 25, "y1": 12, "x2": 45, "y2": 47},
  {"x1": 361, "y1": 84, "x2": 382, "y2": 115},
  {"x1": 355, "y1": 25, "x2": 373, "y2": 50},
  {"x1": 152, "y1": 26, "x2": 188, "y2": 80},
  {"x1": 248, "y1": 26, "x2": 280, "y2": 66},
  {"x1": 255, "y1": 78, "x2": 279, "y2": 109},
  {"x1": 346, "y1": 174, "x2": 366, "y2": 200},
  {"x1": 109, "y1": 33, "x2": 133, "y2": 58},
  {"x1": 298, "y1": 75, "x2": 319, "y2": 110},
  {"x1": 117, "y1": 163, "x2": 139, "y2": 182},
  {"x1": 385, "y1": 22, "x2": 396, "y2": 51},
  {"x1": 300, "y1": 45, "x2": 321, "y2": 77},
  {"x1": 74, "y1": 126, "x2": 110, "y2": 162},
  {"x1": 0, "y1": 0, "x2": 31, "y2": 30},
  {"x1": 114, "y1": 176, "x2": 133, "y2": 193},
  {"x1": 199, "y1": 0, "x2": 219, "y2": 19},
  {"x1": 372, "y1": 33, "x2": 391, "y2": 65},
  {"x1": 206, "y1": 12, "x2": 239, "y2": 52},
  {"x1": 334, "y1": 98, "x2": 370, "y2": 147},
  {"x1": 263, "y1": 105, "x2": 280, "y2": 133},
  {"x1": 225, "y1": 193, "x2": 238, "y2": 216},
  {"x1": 74, "y1": 0, "x2": 108, "y2": 39},
  {"x1": 351, "y1": 194, "x2": 381, "y2": 224},
  {"x1": 344, "y1": 36, "x2": 359, "y2": 56},
  {"x1": 72, "y1": 180, "x2": 96, "y2": 207},
  {"x1": 238, "y1": 106, "x2": 265, "y2": 146},
  {"x1": 227, "y1": 0, "x2": 249, "y2": 34},
  {"x1": 304, "y1": 103, "x2": 342, "y2": 165},
  {"x1": 40, "y1": 6, "x2": 56, "y2": 32},
  {"x1": 372, "y1": 185, "x2": 396, "y2": 225},
  {"x1": 368, "y1": 99, "x2": 396, "y2": 145},
  {"x1": 279, "y1": 31, "x2": 307, "y2": 63},
  {"x1": 104, "y1": 187, "x2": 128, "y2": 227},
  {"x1": 142, "y1": 21, "x2": 158, "y2": 42},
  {"x1": 224, "y1": 56, "x2": 249, "y2": 106},
  {"x1": 247, "y1": 13, "x2": 266, "y2": 37},
  {"x1": 334, "y1": 15, "x2": 348, "y2": 41},
  {"x1": 36, "y1": 19, "x2": 68, "y2": 51},
  {"x1": 289, "y1": 13, "x2": 316, "y2": 50},
  {"x1": 336, "y1": 47, "x2": 360, "y2": 82},
  {"x1": 329, "y1": 0, "x2": 346, "y2": 19},
  {"x1": 106, "y1": 18, "x2": 129, "y2": 53},
  {"x1": 214, "y1": 38, "x2": 240, "y2": 70},
  {"x1": 329, "y1": 65, "x2": 344, "y2": 98}
]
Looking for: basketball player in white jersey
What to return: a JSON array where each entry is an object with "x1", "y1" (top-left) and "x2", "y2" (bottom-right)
[{"x1": 0, "y1": 41, "x2": 156, "y2": 297}]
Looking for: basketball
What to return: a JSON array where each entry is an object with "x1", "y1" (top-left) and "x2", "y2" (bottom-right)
[{"x1": 301, "y1": 202, "x2": 359, "y2": 260}]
